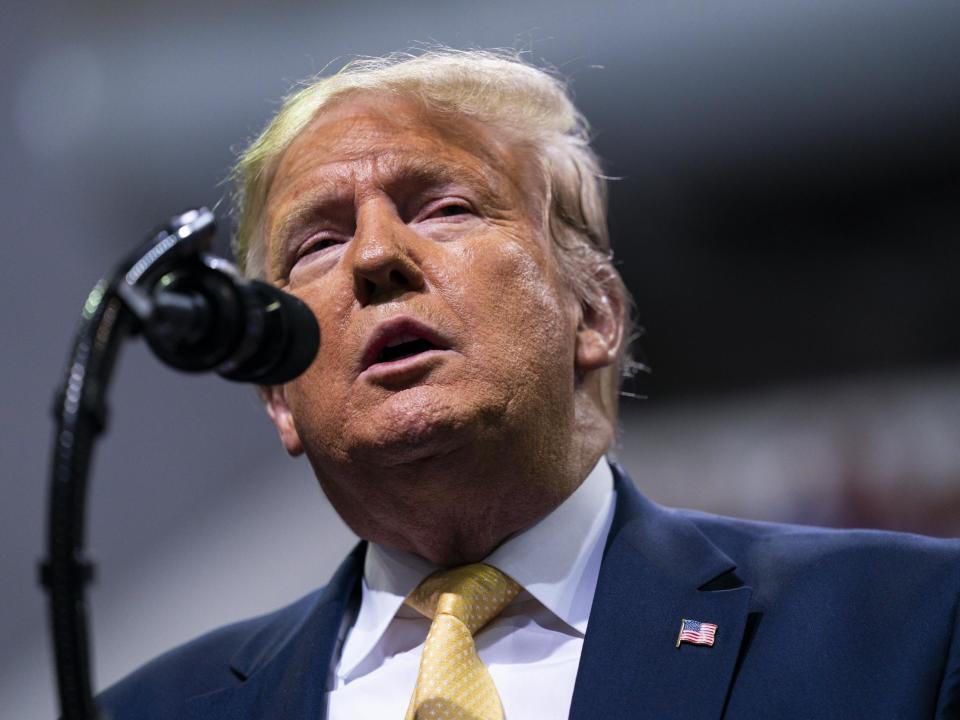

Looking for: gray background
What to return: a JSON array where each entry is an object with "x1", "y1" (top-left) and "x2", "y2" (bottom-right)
[{"x1": 3, "y1": 0, "x2": 959, "y2": 716}]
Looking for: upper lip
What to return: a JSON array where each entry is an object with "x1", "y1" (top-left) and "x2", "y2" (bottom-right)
[{"x1": 360, "y1": 316, "x2": 453, "y2": 372}]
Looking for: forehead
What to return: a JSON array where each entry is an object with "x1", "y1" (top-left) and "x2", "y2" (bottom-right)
[
  {"x1": 268, "y1": 92, "x2": 524, "y2": 204},
  {"x1": 295, "y1": 91, "x2": 494, "y2": 154}
]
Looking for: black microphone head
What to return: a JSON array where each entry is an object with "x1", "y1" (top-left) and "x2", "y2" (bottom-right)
[{"x1": 219, "y1": 281, "x2": 320, "y2": 385}]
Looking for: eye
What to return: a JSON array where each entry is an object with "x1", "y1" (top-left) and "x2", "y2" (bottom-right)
[
  {"x1": 433, "y1": 204, "x2": 470, "y2": 218},
  {"x1": 298, "y1": 236, "x2": 342, "y2": 258},
  {"x1": 289, "y1": 235, "x2": 346, "y2": 277},
  {"x1": 420, "y1": 199, "x2": 473, "y2": 221}
]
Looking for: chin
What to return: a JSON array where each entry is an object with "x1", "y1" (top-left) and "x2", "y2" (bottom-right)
[{"x1": 344, "y1": 385, "x2": 484, "y2": 466}]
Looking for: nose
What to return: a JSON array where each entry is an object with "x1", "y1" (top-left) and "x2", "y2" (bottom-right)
[{"x1": 350, "y1": 198, "x2": 426, "y2": 305}]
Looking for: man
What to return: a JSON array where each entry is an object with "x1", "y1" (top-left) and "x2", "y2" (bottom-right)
[{"x1": 101, "y1": 50, "x2": 960, "y2": 719}]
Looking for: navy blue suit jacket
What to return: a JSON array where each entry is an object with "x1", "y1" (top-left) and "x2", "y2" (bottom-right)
[{"x1": 100, "y1": 466, "x2": 960, "y2": 718}]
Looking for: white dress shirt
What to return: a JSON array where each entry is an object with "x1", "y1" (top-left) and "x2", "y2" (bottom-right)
[{"x1": 326, "y1": 457, "x2": 617, "y2": 719}]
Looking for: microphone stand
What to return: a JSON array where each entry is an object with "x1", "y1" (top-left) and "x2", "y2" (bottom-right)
[{"x1": 39, "y1": 208, "x2": 285, "y2": 719}]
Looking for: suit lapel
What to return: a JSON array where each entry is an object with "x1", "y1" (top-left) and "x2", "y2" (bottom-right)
[
  {"x1": 569, "y1": 467, "x2": 752, "y2": 720},
  {"x1": 183, "y1": 543, "x2": 365, "y2": 720}
]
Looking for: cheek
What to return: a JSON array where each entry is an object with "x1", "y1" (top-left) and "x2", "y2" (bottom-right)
[
  {"x1": 285, "y1": 364, "x2": 344, "y2": 448},
  {"x1": 445, "y1": 237, "x2": 575, "y2": 371},
  {"x1": 295, "y1": 278, "x2": 355, "y2": 364},
  {"x1": 280, "y1": 281, "x2": 357, "y2": 450}
]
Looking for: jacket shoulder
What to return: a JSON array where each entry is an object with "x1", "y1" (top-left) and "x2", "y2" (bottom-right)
[
  {"x1": 97, "y1": 589, "x2": 323, "y2": 719},
  {"x1": 679, "y1": 508, "x2": 960, "y2": 597},
  {"x1": 682, "y1": 508, "x2": 960, "y2": 557}
]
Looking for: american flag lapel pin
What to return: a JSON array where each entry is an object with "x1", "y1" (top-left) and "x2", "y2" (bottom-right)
[{"x1": 676, "y1": 618, "x2": 718, "y2": 648}]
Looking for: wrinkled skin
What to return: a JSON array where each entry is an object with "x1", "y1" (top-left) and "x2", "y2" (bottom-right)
[{"x1": 260, "y1": 92, "x2": 622, "y2": 565}]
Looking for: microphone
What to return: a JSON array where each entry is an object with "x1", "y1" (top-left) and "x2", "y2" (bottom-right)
[
  {"x1": 140, "y1": 260, "x2": 320, "y2": 385},
  {"x1": 110, "y1": 208, "x2": 319, "y2": 385}
]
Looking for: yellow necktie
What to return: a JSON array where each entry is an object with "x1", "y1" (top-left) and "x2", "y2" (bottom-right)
[{"x1": 404, "y1": 563, "x2": 521, "y2": 720}]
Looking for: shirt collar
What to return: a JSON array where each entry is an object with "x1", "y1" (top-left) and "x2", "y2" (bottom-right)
[
  {"x1": 336, "y1": 457, "x2": 616, "y2": 681},
  {"x1": 485, "y1": 456, "x2": 615, "y2": 635}
]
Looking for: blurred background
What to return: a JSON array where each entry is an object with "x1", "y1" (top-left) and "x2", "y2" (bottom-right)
[{"x1": 2, "y1": 0, "x2": 958, "y2": 715}]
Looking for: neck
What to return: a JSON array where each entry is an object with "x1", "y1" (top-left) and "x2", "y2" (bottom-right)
[{"x1": 313, "y1": 406, "x2": 613, "y2": 566}]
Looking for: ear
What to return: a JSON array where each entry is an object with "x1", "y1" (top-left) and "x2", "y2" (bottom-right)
[
  {"x1": 574, "y1": 288, "x2": 624, "y2": 373},
  {"x1": 259, "y1": 385, "x2": 304, "y2": 456}
]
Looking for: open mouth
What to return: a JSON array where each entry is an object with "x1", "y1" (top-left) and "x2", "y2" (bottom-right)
[
  {"x1": 361, "y1": 318, "x2": 452, "y2": 374},
  {"x1": 376, "y1": 334, "x2": 439, "y2": 364}
]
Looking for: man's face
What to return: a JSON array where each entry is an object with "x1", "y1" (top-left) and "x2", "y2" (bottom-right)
[{"x1": 261, "y1": 93, "x2": 582, "y2": 476}]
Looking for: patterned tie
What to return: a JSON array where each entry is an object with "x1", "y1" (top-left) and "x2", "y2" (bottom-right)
[{"x1": 404, "y1": 563, "x2": 521, "y2": 720}]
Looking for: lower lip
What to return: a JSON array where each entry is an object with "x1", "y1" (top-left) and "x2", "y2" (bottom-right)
[{"x1": 359, "y1": 348, "x2": 454, "y2": 383}]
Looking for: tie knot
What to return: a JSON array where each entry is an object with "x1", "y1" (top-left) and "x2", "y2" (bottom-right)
[{"x1": 405, "y1": 563, "x2": 521, "y2": 635}]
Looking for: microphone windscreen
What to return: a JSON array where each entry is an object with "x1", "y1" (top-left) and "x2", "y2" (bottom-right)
[{"x1": 220, "y1": 281, "x2": 320, "y2": 385}]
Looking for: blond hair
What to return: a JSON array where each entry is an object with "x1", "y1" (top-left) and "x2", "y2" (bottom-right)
[{"x1": 231, "y1": 48, "x2": 636, "y2": 418}]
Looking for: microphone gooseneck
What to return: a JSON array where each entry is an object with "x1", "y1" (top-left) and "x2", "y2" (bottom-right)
[{"x1": 42, "y1": 208, "x2": 319, "y2": 720}]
